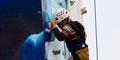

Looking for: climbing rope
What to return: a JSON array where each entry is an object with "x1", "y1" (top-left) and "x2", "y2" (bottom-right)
[{"x1": 63, "y1": 0, "x2": 69, "y2": 58}]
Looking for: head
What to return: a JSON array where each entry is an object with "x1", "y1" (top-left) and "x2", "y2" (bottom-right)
[
  {"x1": 53, "y1": 8, "x2": 71, "y2": 28},
  {"x1": 57, "y1": 17, "x2": 70, "y2": 28}
]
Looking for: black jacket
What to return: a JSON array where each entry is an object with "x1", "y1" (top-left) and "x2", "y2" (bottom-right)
[{"x1": 53, "y1": 21, "x2": 86, "y2": 44}]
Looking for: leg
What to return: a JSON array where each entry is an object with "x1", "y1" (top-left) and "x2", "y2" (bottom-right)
[{"x1": 76, "y1": 48, "x2": 89, "y2": 60}]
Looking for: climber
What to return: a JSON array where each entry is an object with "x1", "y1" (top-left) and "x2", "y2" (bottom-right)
[{"x1": 50, "y1": 8, "x2": 89, "y2": 60}]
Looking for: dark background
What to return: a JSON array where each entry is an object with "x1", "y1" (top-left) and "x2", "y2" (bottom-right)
[{"x1": 0, "y1": 0, "x2": 43, "y2": 60}]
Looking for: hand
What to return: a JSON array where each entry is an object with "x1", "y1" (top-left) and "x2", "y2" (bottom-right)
[{"x1": 50, "y1": 20, "x2": 56, "y2": 29}]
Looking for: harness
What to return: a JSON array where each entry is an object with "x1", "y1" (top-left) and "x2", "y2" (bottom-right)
[
  {"x1": 67, "y1": 41, "x2": 86, "y2": 55},
  {"x1": 67, "y1": 41, "x2": 87, "y2": 60}
]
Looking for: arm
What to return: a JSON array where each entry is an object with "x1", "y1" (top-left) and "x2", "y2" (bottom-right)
[
  {"x1": 50, "y1": 20, "x2": 70, "y2": 41},
  {"x1": 53, "y1": 27, "x2": 66, "y2": 41}
]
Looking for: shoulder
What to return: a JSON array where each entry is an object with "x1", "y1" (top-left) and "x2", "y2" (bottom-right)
[
  {"x1": 70, "y1": 21, "x2": 84, "y2": 28},
  {"x1": 71, "y1": 21, "x2": 81, "y2": 25}
]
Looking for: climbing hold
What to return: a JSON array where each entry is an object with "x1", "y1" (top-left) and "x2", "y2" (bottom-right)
[{"x1": 81, "y1": 7, "x2": 87, "y2": 14}]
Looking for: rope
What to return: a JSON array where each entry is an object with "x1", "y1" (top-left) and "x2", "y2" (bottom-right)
[
  {"x1": 64, "y1": 40, "x2": 66, "y2": 58},
  {"x1": 66, "y1": 0, "x2": 69, "y2": 10},
  {"x1": 93, "y1": 0, "x2": 99, "y2": 60},
  {"x1": 63, "y1": 0, "x2": 69, "y2": 58}
]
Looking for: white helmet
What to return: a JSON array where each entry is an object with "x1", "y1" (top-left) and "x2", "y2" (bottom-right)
[{"x1": 54, "y1": 8, "x2": 70, "y2": 24}]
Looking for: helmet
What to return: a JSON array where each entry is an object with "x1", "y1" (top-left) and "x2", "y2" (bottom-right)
[{"x1": 54, "y1": 8, "x2": 70, "y2": 24}]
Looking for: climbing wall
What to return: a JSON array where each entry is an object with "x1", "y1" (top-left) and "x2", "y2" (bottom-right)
[
  {"x1": 42, "y1": 0, "x2": 70, "y2": 60},
  {"x1": 68, "y1": 0, "x2": 87, "y2": 24}
]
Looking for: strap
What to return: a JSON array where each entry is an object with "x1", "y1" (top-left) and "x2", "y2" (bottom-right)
[{"x1": 67, "y1": 41, "x2": 85, "y2": 48}]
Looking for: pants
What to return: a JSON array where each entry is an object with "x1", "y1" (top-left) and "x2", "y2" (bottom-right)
[{"x1": 68, "y1": 48, "x2": 89, "y2": 60}]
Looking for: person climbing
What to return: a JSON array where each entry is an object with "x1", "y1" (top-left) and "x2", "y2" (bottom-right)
[{"x1": 50, "y1": 8, "x2": 89, "y2": 60}]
